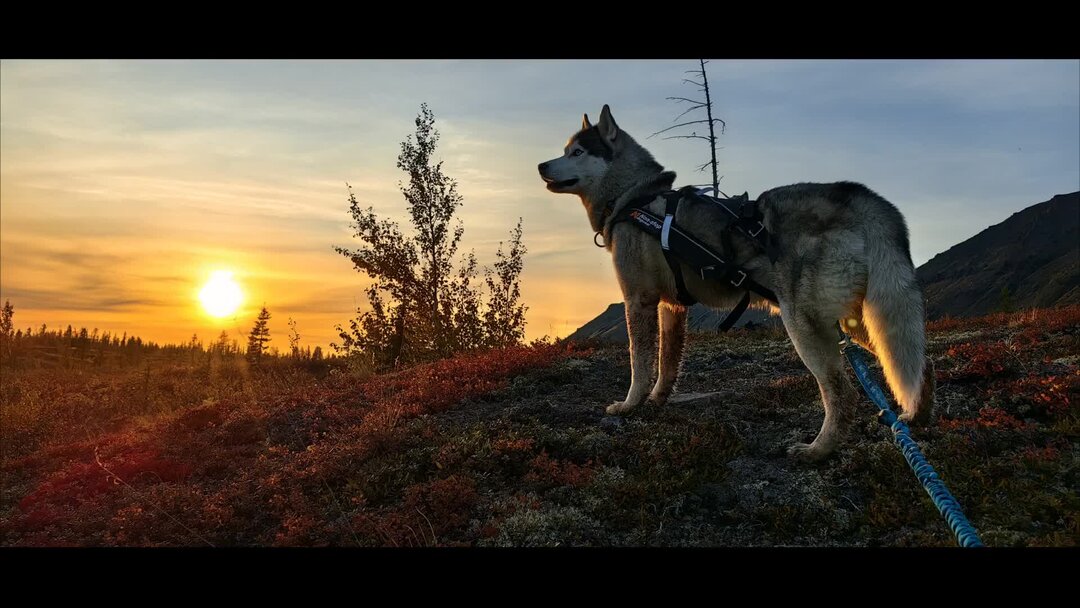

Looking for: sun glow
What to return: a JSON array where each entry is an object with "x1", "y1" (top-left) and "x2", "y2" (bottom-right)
[{"x1": 199, "y1": 271, "x2": 243, "y2": 317}]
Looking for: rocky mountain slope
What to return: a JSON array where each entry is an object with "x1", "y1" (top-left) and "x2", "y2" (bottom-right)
[
  {"x1": 916, "y1": 192, "x2": 1078, "y2": 319},
  {"x1": 567, "y1": 303, "x2": 779, "y2": 344}
]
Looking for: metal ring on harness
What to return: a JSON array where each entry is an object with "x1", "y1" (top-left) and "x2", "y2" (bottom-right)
[{"x1": 594, "y1": 231, "x2": 606, "y2": 248}]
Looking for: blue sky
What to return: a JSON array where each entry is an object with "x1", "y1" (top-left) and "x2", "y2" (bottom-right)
[{"x1": 1, "y1": 60, "x2": 1077, "y2": 347}]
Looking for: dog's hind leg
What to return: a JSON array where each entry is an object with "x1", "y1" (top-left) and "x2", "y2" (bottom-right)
[
  {"x1": 648, "y1": 302, "x2": 687, "y2": 406},
  {"x1": 781, "y1": 308, "x2": 858, "y2": 462},
  {"x1": 607, "y1": 296, "x2": 660, "y2": 415}
]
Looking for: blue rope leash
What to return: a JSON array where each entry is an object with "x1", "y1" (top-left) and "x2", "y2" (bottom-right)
[{"x1": 837, "y1": 325, "x2": 984, "y2": 548}]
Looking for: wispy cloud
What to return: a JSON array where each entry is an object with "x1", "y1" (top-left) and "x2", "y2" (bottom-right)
[{"x1": 2, "y1": 60, "x2": 1077, "y2": 348}]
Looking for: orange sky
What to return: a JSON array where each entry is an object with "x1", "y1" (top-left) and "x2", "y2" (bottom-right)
[
  {"x1": 0, "y1": 61, "x2": 632, "y2": 350},
  {"x1": 0, "y1": 167, "x2": 613, "y2": 350},
  {"x1": 2, "y1": 60, "x2": 1078, "y2": 351}
]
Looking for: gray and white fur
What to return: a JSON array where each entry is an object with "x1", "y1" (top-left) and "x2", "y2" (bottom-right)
[{"x1": 538, "y1": 105, "x2": 934, "y2": 462}]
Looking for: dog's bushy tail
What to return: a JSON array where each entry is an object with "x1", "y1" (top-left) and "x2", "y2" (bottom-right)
[{"x1": 861, "y1": 219, "x2": 933, "y2": 423}]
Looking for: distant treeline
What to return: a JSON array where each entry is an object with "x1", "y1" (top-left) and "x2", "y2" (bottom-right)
[{"x1": 0, "y1": 300, "x2": 327, "y2": 371}]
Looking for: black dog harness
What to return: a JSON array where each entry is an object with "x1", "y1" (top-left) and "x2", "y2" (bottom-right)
[{"x1": 602, "y1": 186, "x2": 780, "y2": 331}]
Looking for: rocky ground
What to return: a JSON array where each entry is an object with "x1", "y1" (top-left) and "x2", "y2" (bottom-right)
[{"x1": 452, "y1": 313, "x2": 1076, "y2": 547}]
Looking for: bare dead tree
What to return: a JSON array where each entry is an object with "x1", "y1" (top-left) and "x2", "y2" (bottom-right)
[
  {"x1": 288, "y1": 317, "x2": 301, "y2": 358},
  {"x1": 650, "y1": 59, "x2": 727, "y2": 197}
]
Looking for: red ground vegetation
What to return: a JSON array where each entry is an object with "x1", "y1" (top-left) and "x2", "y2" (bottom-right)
[
  {"x1": 2, "y1": 343, "x2": 574, "y2": 546},
  {"x1": 1, "y1": 305, "x2": 1075, "y2": 547}
]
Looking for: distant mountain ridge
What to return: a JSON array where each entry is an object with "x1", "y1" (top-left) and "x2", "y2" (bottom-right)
[
  {"x1": 916, "y1": 192, "x2": 1078, "y2": 319},
  {"x1": 568, "y1": 192, "x2": 1078, "y2": 343},
  {"x1": 566, "y1": 303, "x2": 780, "y2": 344}
]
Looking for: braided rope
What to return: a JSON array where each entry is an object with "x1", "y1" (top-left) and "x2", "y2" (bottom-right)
[{"x1": 840, "y1": 331, "x2": 984, "y2": 548}]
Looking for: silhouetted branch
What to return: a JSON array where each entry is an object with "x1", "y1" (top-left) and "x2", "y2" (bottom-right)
[
  {"x1": 666, "y1": 96, "x2": 706, "y2": 105},
  {"x1": 650, "y1": 119, "x2": 716, "y2": 138},
  {"x1": 664, "y1": 135, "x2": 712, "y2": 142},
  {"x1": 671, "y1": 105, "x2": 707, "y2": 123}
]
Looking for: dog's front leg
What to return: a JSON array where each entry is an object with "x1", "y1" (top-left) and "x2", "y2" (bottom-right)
[
  {"x1": 648, "y1": 302, "x2": 687, "y2": 406},
  {"x1": 607, "y1": 296, "x2": 659, "y2": 415}
]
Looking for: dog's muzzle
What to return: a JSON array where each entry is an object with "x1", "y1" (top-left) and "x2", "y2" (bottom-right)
[{"x1": 538, "y1": 163, "x2": 578, "y2": 190}]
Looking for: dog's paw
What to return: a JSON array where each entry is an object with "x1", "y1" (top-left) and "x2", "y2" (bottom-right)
[
  {"x1": 605, "y1": 401, "x2": 636, "y2": 415},
  {"x1": 787, "y1": 442, "x2": 831, "y2": 463},
  {"x1": 645, "y1": 393, "x2": 669, "y2": 407}
]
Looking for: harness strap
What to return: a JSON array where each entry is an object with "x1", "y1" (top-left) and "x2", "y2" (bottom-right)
[
  {"x1": 676, "y1": 186, "x2": 781, "y2": 264},
  {"x1": 608, "y1": 189, "x2": 779, "y2": 332},
  {"x1": 718, "y1": 292, "x2": 752, "y2": 332},
  {"x1": 736, "y1": 199, "x2": 781, "y2": 264},
  {"x1": 660, "y1": 193, "x2": 697, "y2": 306},
  {"x1": 615, "y1": 204, "x2": 778, "y2": 333},
  {"x1": 625, "y1": 205, "x2": 778, "y2": 302}
]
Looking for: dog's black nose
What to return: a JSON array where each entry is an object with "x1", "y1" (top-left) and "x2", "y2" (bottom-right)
[{"x1": 538, "y1": 162, "x2": 548, "y2": 174}]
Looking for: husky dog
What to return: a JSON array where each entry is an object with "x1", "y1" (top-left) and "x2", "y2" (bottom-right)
[{"x1": 538, "y1": 105, "x2": 934, "y2": 462}]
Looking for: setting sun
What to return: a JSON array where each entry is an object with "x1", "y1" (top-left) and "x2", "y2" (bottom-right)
[{"x1": 199, "y1": 271, "x2": 243, "y2": 317}]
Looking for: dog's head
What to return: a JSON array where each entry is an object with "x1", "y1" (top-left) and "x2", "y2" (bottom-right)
[{"x1": 537, "y1": 104, "x2": 622, "y2": 196}]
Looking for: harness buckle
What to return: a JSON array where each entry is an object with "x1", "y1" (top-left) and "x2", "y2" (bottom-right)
[
  {"x1": 731, "y1": 270, "x2": 747, "y2": 287},
  {"x1": 594, "y1": 231, "x2": 605, "y2": 248},
  {"x1": 747, "y1": 221, "x2": 765, "y2": 238}
]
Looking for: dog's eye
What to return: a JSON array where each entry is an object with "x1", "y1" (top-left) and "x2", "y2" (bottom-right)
[{"x1": 572, "y1": 149, "x2": 584, "y2": 157}]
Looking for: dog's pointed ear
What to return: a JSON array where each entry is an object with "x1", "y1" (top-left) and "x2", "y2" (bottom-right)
[
  {"x1": 582, "y1": 113, "x2": 592, "y2": 130},
  {"x1": 598, "y1": 104, "x2": 618, "y2": 142}
]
